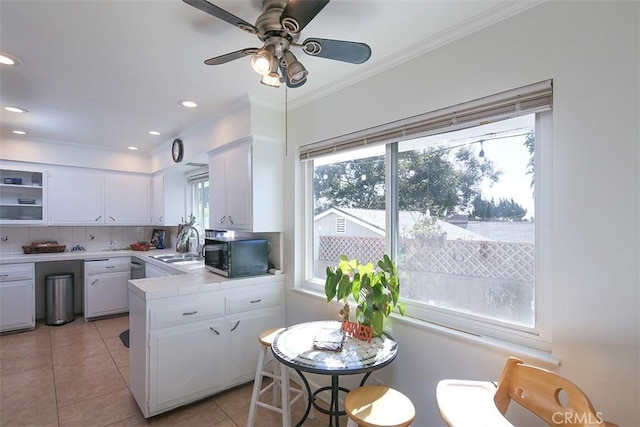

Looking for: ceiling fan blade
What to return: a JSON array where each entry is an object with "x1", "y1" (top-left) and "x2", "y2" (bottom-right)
[
  {"x1": 280, "y1": 0, "x2": 330, "y2": 33},
  {"x1": 279, "y1": 60, "x2": 307, "y2": 88},
  {"x1": 302, "y1": 38, "x2": 371, "y2": 64},
  {"x1": 204, "y1": 48, "x2": 259, "y2": 65},
  {"x1": 183, "y1": 0, "x2": 258, "y2": 34}
]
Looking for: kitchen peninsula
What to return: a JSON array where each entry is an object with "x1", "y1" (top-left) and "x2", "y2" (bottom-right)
[{"x1": 127, "y1": 263, "x2": 284, "y2": 418}]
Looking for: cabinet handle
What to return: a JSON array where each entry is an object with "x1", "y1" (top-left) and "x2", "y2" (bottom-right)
[
  {"x1": 182, "y1": 311, "x2": 198, "y2": 316},
  {"x1": 94, "y1": 215, "x2": 102, "y2": 221},
  {"x1": 209, "y1": 327, "x2": 220, "y2": 335},
  {"x1": 230, "y1": 320, "x2": 240, "y2": 332},
  {"x1": 109, "y1": 216, "x2": 116, "y2": 222},
  {"x1": 91, "y1": 279, "x2": 99, "y2": 286},
  {"x1": 228, "y1": 216, "x2": 234, "y2": 224},
  {"x1": 0, "y1": 274, "x2": 8, "y2": 278},
  {"x1": 250, "y1": 299, "x2": 262, "y2": 304},
  {"x1": 219, "y1": 216, "x2": 225, "y2": 224},
  {"x1": 159, "y1": 216, "x2": 163, "y2": 222},
  {"x1": 105, "y1": 266, "x2": 115, "y2": 269}
]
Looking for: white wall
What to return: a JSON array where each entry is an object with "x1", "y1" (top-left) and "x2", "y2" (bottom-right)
[{"x1": 284, "y1": 2, "x2": 639, "y2": 426}]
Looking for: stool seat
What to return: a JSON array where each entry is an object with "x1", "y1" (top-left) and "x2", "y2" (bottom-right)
[
  {"x1": 259, "y1": 327, "x2": 285, "y2": 347},
  {"x1": 345, "y1": 385, "x2": 415, "y2": 427}
]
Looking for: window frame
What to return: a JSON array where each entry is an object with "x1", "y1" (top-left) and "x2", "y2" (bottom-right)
[
  {"x1": 185, "y1": 167, "x2": 209, "y2": 238},
  {"x1": 299, "y1": 109, "x2": 552, "y2": 352}
]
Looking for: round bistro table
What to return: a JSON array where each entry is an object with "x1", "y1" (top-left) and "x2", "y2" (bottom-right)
[{"x1": 271, "y1": 320, "x2": 398, "y2": 427}]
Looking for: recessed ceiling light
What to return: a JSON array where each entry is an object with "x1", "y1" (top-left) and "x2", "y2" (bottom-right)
[
  {"x1": 12, "y1": 130, "x2": 27, "y2": 135},
  {"x1": 128, "y1": 146, "x2": 139, "y2": 151},
  {"x1": 0, "y1": 52, "x2": 21, "y2": 66},
  {"x1": 4, "y1": 106, "x2": 28, "y2": 113},
  {"x1": 180, "y1": 100, "x2": 198, "y2": 108}
]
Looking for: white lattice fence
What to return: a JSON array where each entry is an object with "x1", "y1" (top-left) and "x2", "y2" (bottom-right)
[
  {"x1": 402, "y1": 239, "x2": 534, "y2": 282},
  {"x1": 318, "y1": 235, "x2": 534, "y2": 282},
  {"x1": 318, "y1": 236, "x2": 386, "y2": 264}
]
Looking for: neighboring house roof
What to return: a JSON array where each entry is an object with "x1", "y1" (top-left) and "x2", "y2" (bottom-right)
[{"x1": 315, "y1": 208, "x2": 491, "y2": 241}]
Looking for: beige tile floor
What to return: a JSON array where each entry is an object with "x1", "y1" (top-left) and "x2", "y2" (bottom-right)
[{"x1": 0, "y1": 315, "x2": 344, "y2": 427}]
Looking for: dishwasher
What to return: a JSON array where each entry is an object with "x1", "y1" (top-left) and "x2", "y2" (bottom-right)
[
  {"x1": 130, "y1": 258, "x2": 145, "y2": 280},
  {"x1": 83, "y1": 258, "x2": 130, "y2": 320}
]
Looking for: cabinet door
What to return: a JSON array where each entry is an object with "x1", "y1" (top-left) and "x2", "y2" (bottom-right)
[
  {"x1": 84, "y1": 270, "x2": 130, "y2": 318},
  {"x1": 0, "y1": 280, "x2": 35, "y2": 332},
  {"x1": 227, "y1": 306, "x2": 282, "y2": 387},
  {"x1": 209, "y1": 152, "x2": 227, "y2": 228},
  {"x1": 145, "y1": 263, "x2": 174, "y2": 278},
  {"x1": 152, "y1": 174, "x2": 185, "y2": 225},
  {"x1": 224, "y1": 143, "x2": 251, "y2": 230},
  {"x1": 151, "y1": 174, "x2": 164, "y2": 224},
  {"x1": 49, "y1": 170, "x2": 104, "y2": 224},
  {"x1": 105, "y1": 174, "x2": 150, "y2": 224},
  {"x1": 149, "y1": 317, "x2": 226, "y2": 413}
]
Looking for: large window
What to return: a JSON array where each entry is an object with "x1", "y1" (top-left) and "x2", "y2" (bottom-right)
[{"x1": 302, "y1": 82, "x2": 552, "y2": 348}]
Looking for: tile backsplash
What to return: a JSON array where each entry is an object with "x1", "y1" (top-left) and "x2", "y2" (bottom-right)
[{"x1": 0, "y1": 226, "x2": 179, "y2": 254}]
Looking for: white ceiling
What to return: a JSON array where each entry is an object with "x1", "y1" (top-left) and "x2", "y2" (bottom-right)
[{"x1": 0, "y1": 0, "x2": 539, "y2": 155}]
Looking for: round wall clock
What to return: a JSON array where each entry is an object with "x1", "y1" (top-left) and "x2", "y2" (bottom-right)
[{"x1": 172, "y1": 138, "x2": 184, "y2": 163}]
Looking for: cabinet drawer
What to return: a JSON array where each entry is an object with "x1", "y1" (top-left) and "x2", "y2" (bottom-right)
[
  {"x1": 226, "y1": 288, "x2": 280, "y2": 315},
  {"x1": 85, "y1": 257, "x2": 130, "y2": 274},
  {"x1": 151, "y1": 297, "x2": 224, "y2": 330},
  {"x1": 0, "y1": 263, "x2": 34, "y2": 282}
]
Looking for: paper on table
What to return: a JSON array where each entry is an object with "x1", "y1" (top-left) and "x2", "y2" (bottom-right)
[{"x1": 313, "y1": 328, "x2": 346, "y2": 352}]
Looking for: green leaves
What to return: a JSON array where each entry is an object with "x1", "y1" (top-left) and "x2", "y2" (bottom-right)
[{"x1": 324, "y1": 254, "x2": 405, "y2": 335}]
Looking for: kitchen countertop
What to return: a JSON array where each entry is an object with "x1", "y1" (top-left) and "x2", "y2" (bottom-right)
[
  {"x1": 0, "y1": 248, "x2": 172, "y2": 264},
  {"x1": 0, "y1": 248, "x2": 283, "y2": 301}
]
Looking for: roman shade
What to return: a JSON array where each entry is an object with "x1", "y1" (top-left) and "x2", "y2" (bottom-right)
[{"x1": 299, "y1": 80, "x2": 552, "y2": 161}]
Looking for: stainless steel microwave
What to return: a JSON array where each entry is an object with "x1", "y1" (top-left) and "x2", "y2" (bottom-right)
[{"x1": 203, "y1": 237, "x2": 269, "y2": 278}]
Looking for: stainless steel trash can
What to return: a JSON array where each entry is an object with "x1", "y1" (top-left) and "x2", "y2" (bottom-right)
[{"x1": 45, "y1": 273, "x2": 74, "y2": 326}]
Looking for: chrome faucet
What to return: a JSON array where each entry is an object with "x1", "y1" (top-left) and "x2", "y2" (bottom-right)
[{"x1": 176, "y1": 225, "x2": 201, "y2": 256}]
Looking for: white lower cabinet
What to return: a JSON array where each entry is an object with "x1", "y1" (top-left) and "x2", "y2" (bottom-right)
[
  {"x1": 227, "y1": 306, "x2": 282, "y2": 387},
  {"x1": 84, "y1": 258, "x2": 131, "y2": 319},
  {"x1": 0, "y1": 263, "x2": 35, "y2": 333},
  {"x1": 129, "y1": 278, "x2": 283, "y2": 418},
  {"x1": 144, "y1": 263, "x2": 178, "y2": 278},
  {"x1": 149, "y1": 317, "x2": 226, "y2": 414}
]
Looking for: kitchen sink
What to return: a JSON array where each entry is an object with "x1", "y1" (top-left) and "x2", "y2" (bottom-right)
[{"x1": 150, "y1": 253, "x2": 203, "y2": 264}]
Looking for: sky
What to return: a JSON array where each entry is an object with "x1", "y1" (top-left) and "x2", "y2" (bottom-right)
[{"x1": 315, "y1": 114, "x2": 536, "y2": 219}]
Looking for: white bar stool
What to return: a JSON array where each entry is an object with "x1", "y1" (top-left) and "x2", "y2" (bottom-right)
[
  {"x1": 247, "y1": 328, "x2": 308, "y2": 427},
  {"x1": 345, "y1": 385, "x2": 416, "y2": 427}
]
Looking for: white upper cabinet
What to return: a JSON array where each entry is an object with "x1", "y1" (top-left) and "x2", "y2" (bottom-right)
[
  {"x1": 49, "y1": 168, "x2": 150, "y2": 225},
  {"x1": 151, "y1": 173, "x2": 185, "y2": 226},
  {"x1": 0, "y1": 163, "x2": 48, "y2": 225},
  {"x1": 105, "y1": 173, "x2": 150, "y2": 224},
  {"x1": 208, "y1": 137, "x2": 283, "y2": 232},
  {"x1": 49, "y1": 169, "x2": 105, "y2": 224}
]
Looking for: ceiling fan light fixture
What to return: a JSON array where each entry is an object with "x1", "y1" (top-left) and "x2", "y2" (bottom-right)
[
  {"x1": 260, "y1": 56, "x2": 281, "y2": 88},
  {"x1": 251, "y1": 45, "x2": 275, "y2": 76},
  {"x1": 260, "y1": 73, "x2": 281, "y2": 88},
  {"x1": 282, "y1": 50, "x2": 307, "y2": 84}
]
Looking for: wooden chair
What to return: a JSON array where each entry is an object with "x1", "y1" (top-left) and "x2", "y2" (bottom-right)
[
  {"x1": 436, "y1": 357, "x2": 617, "y2": 427},
  {"x1": 345, "y1": 385, "x2": 416, "y2": 427}
]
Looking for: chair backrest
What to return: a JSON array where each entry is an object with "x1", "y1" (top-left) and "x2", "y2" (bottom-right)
[{"x1": 494, "y1": 357, "x2": 617, "y2": 427}]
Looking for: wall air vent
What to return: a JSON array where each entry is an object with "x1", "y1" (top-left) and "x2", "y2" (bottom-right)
[{"x1": 336, "y1": 217, "x2": 346, "y2": 234}]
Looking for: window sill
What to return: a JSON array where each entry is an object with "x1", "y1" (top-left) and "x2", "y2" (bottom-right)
[{"x1": 291, "y1": 285, "x2": 560, "y2": 367}]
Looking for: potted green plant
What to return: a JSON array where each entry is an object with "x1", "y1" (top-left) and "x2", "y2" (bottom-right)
[{"x1": 325, "y1": 254, "x2": 405, "y2": 336}]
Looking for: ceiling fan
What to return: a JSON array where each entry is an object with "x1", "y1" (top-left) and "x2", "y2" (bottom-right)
[{"x1": 183, "y1": 0, "x2": 372, "y2": 88}]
